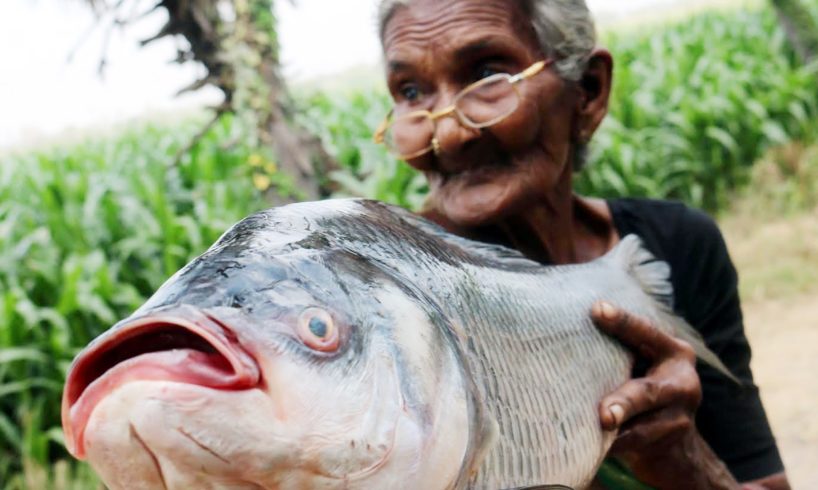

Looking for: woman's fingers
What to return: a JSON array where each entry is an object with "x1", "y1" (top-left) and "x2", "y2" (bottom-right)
[
  {"x1": 597, "y1": 372, "x2": 699, "y2": 431},
  {"x1": 590, "y1": 303, "x2": 744, "y2": 490},
  {"x1": 591, "y1": 301, "x2": 691, "y2": 361},
  {"x1": 591, "y1": 301, "x2": 702, "y2": 431},
  {"x1": 609, "y1": 408, "x2": 694, "y2": 453},
  {"x1": 598, "y1": 358, "x2": 701, "y2": 429}
]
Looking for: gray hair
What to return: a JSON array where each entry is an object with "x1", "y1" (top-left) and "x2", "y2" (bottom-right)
[{"x1": 376, "y1": 0, "x2": 597, "y2": 81}]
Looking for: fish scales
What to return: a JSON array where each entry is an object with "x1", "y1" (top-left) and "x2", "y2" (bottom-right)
[
  {"x1": 303, "y1": 200, "x2": 662, "y2": 486},
  {"x1": 324, "y1": 202, "x2": 653, "y2": 487},
  {"x1": 447, "y1": 266, "x2": 630, "y2": 488},
  {"x1": 62, "y1": 199, "x2": 732, "y2": 490},
  {"x1": 460, "y1": 266, "x2": 629, "y2": 488},
  {"x1": 407, "y1": 270, "x2": 595, "y2": 487}
]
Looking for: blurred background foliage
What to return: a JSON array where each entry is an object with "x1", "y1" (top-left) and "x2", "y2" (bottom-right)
[
  {"x1": 0, "y1": 117, "x2": 269, "y2": 488},
  {"x1": 582, "y1": 6, "x2": 818, "y2": 209},
  {"x1": 299, "y1": 5, "x2": 818, "y2": 211},
  {"x1": 1, "y1": 0, "x2": 818, "y2": 487}
]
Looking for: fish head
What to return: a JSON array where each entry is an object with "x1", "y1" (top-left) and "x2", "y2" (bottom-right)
[{"x1": 61, "y1": 202, "x2": 473, "y2": 489}]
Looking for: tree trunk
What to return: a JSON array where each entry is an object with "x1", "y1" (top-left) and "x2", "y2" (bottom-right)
[
  {"x1": 82, "y1": 0, "x2": 336, "y2": 200},
  {"x1": 219, "y1": 0, "x2": 336, "y2": 201},
  {"x1": 771, "y1": 0, "x2": 818, "y2": 63}
]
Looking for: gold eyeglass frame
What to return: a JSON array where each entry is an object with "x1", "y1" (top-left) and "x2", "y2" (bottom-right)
[{"x1": 373, "y1": 60, "x2": 551, "y2": 160}]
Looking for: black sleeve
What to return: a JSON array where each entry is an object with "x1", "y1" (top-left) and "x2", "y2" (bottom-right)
[
  {"x1": 664, "y1": 207, "x2": 785, "y2": 482},
  {"x1": 609, "y1": 198, "x2": 785, "y2": 481}
]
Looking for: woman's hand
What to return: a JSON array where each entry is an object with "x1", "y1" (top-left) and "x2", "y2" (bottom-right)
[{"x1": 591, "y1": 301, "x2": 740, "y2": 490}]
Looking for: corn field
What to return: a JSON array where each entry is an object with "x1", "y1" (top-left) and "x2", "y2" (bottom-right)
[
  {"x1": 584, "y1": 7, "x2": 818, "y2": 209},
  {"x1": 1, "y1": 3, "x2": 817, "y2": 487},
  {"x1": 0, "y1": 117, "x2": 272, "y2": 487}
]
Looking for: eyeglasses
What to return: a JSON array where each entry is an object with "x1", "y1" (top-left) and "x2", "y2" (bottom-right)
[{"x1": 373, "y1": 60, "x2": 551, "y2": 160}]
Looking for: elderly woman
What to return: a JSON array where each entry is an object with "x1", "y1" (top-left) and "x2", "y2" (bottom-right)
[{"x1": 373, "y1": 0, "x2": 790, "y2": 488}]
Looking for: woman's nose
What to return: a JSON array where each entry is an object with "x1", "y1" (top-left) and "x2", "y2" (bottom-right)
[
  {"x1": 431, "y1": 94, "x2": 481, "y2": 157},
  {"x1": 433, "y1": 116, "x2": 481, "y2": 156}
]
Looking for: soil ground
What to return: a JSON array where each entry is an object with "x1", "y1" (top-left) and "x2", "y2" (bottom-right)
[
  {"x1": 722, "y1": 210, "x2": 818, "y2": 489},
  {"x1": 742, "y1": 294, "x2": 818, "y2": 489}
]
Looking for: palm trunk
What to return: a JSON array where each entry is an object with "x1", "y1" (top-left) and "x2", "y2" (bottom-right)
[
  {"x1": 84, "y1": 0, "x2": 336, "y2": 200},
  {"x1": 224, "y1": 0, "x2": 336, "y2": 200},
  {"x1": 770, "y1": 0, "x2": 818, "y2": 63}
]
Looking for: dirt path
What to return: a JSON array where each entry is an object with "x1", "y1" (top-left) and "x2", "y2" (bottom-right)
[
  {"x1": 743, "y1": 294, "x2": 818, "y2": 489},
  {"x1": 723, "y1": 209, "x2": 818, "y2": 489}
]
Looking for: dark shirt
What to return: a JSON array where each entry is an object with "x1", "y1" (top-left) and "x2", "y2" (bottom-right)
[{"x1": 608, "y1": 197, "x2": 784, "y2": 482}]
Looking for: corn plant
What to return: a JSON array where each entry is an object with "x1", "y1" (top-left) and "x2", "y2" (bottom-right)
[
  {"x1": 296, "y1": 90, "x2": 428, "y2": 210},
  {"x1": 0, "y1": 114, "x2": 271, "y2": 483},
  {"x1": 577, "y1": 6, "x2": 818, "y2": 209}
]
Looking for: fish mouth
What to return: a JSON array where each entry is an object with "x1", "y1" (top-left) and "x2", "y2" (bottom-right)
[{"x1": 61, "y1": 305, "x2": 260, "y2": 459}]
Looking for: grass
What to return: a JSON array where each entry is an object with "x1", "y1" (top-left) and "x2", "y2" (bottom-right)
[
  {"x1": 721, "y1": 140, "x2": 818, "y2": 302},
  {"x1": 726, "y1": 206, "x2": 818, "y2": 303}
]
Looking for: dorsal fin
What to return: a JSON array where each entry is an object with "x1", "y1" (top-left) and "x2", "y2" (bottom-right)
[
  {"x1": 602, "y1": 234, "x2": 673, "y2": 309},
  {"x1": 359, "y1": 200, "x2": 539, "y2": 269},
  {"x1": 602, "y1": 235, "x2": 740, "y2": 384}
]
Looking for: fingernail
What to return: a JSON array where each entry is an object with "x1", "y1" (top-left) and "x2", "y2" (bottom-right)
[
  {"x1": 599, "y1": 301, "x2": 617, "y2": 320},
  {"x1": 609, "y1": 403, "x2": 624, "y2": 427}
]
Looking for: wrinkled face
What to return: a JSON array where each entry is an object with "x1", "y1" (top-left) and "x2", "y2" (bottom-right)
[
  {"x1": 383, "y1": 0, "x2": 583, "y2": 226},
  {"x1": 62, "y1": 246, "x2": 471, "y2": 489}
]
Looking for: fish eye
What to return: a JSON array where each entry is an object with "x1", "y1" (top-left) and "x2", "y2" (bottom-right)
[{"x1": 297, "y1": 308, "x2": 339, "y2": 352}]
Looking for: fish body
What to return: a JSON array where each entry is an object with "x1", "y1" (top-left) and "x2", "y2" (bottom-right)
[{"x1": 62, "y1": 199, "x2": 721, "y2": 489}]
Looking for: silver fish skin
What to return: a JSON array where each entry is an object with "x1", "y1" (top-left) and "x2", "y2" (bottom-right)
[{"x1": 61, "y1": 199, "x2": 728, "y2": 490}]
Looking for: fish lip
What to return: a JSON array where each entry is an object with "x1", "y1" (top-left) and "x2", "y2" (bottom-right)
[{"x1": 61, "y1": 304, "x2": 261, "y2": 460}]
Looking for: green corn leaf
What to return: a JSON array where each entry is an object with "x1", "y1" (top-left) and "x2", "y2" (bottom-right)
[{"x1": 0, "y1": 348, "x2": 49, "y2": 364}]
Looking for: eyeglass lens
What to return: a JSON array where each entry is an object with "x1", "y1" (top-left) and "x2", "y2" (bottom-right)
[
  {"x1": 387, "y1": 115, "x2": 434, "y2": 156},
  {"x1": 457, "y1": 75, "x2": 520, "y2": 127},
  {"x1": 385, "y1": 75, "x2": 520, "y2": 157}
]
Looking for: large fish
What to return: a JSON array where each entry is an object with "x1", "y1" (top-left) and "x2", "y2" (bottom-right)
[{"x1": 61, "y1": 199, "x2": 731, "y2": 489}]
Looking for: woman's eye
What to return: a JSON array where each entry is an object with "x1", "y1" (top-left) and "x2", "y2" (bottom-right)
[
  {"x1": 475, "y1": 65, "x2": 502, "y2": 81},
  {"x1": 399, "y1": 84, "x2": 421, "y2": 102}
]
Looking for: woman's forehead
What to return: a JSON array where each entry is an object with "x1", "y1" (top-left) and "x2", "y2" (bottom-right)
[{"x1": 382, "y1": 0, "x2": 537, "y2": 61}]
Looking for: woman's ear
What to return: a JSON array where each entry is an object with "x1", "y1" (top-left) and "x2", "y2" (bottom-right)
[{"x1": 574, "y1": 48, "x2": 613, "y2": 143}]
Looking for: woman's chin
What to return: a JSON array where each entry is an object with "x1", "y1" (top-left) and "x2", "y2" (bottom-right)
[{"x1": 430, "y1": 175, "x2": 520, "y2": 227}]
